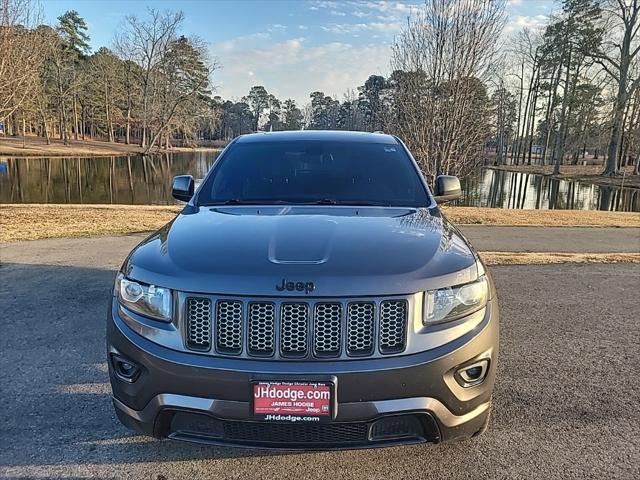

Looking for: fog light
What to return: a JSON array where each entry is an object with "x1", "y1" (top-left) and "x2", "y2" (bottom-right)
[
  {"x1": 120, "y1": 362, "x2": 134, "y2": 372},
  {"x1": 456, "y1": 359, "x2": 489, "y2": 387},
  {"x1": 465, "y1": 366, "x2": 483, "y2": 380},
  {"x1": 111, "y1": 354, "x2": 141, "y2": 383}
]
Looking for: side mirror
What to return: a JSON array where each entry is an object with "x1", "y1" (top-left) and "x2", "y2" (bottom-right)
[
  {"x1": 172, "y1": 175, "x2": 194, "y2": 202},
  {"x1": 434, "y1": 175, "x2": 461, "y2": 202}
]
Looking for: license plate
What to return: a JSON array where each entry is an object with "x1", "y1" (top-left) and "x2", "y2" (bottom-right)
[{"x1": 252, "y1": 381, "x2": 332, "y2": 422}]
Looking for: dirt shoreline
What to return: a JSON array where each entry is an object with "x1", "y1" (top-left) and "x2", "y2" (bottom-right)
[
  {"x1": 1, "y1": 204, "x2": 639, "y2": 243},
  {"x1": 0, "y1": 136, "x2": 223, "y2": 157},
  {"x1": 490, "y1": 164, "x2": 640, "y2": 188},
  {"x1": 480, "y1": 252, "x2": 640, "y2": 265}
]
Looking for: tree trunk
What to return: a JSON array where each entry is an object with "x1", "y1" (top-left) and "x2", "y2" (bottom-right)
[
  {"x1": 542, "y1": 63, "x2": 561, "y2": 165},
  {"x1": 60, "y1": 105, "x2": 68, "y2": 145},
  {"x1": 604, "y1": 93, "x2": 626, "y2": 176},
  {"x1": 39, "y1": 105, "x2": 50, "y2": 145},
  {"x1": 73, "y1": 94, "x2": 79, "y2": 140},
  {"x1": 72, "y1": 67, "x2": 79, "y2": 141},
  {"x1": 519, "y1": 74, "x2": 534, "y2": 165},
  {"x1": 527, "y1": 69, "x2": 540, "y2": 165},
  {"x1": 105, "y1": 80, "x2": 114, "y2": 143},
  {"x1": 141, "y1": 79, "x2": 148, "y2": 148},
  {"x1": 81, "y1": 106, "x2": 86, "y2": 140},
  {"x1": 513, "y1": 58, "x2": 525, "y2": 164},
  {"x1": 125, "y1": 106, "x2": 131, "y2": 145},
  {"x1": 553, "y1": 45, "x2": 572, "y2": 175}
]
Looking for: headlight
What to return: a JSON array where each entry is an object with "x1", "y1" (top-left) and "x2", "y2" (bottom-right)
[
  {"x1": 423, "y1": 276, "x2": 488, "y2": 325},
  {"x1": 116, "y1": 274, "x2": 173, "y2": 322}
]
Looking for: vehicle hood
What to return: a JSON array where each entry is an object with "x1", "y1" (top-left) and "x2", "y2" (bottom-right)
[{"x1": 123, "y1": 206, "x2": 479, "y2": 296}]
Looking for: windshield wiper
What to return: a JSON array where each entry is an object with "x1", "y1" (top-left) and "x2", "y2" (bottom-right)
[
  {"x1": 203, "y1": 198, "x2": 391, "y2": 207},
  {"x1": 312, "y1": 198, "x2": 338, "y2": 205},
  {"x1": 204, "y1": 199, "x2": 293, "y2": 206},
  {"x1": 310, "y1": 199, "x2": 390, "y2": 206}
]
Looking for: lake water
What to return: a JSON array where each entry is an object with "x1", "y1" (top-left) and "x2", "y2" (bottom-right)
[{"x1": 0, "y1": 153, "x2": 638, "y2": 211}]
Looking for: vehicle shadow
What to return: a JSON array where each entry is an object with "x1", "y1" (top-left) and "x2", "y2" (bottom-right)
[{"x1": 0, "y1": 262, "x2": 290, "y2": 468}]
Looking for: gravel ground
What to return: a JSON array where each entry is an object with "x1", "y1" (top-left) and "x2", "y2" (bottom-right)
[{"x1": 0, "y1": 237, "x2": 639, "y2": 479}]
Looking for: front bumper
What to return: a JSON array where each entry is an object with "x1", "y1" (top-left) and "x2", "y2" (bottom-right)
[{"x1": 107, "y1": 298, "x2": 498, "y2": 449}]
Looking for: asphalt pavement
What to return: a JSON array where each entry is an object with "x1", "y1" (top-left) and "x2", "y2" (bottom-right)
[{"x1": 0, "y1": 234, "x2": 639, "y2": 479}]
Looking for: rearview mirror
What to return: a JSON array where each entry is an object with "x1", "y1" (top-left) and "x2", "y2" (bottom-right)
[
  {"x1": 433, "y1": 175, "x2": 461, "y2": 202},
  {"x1": 172, "y1": 175, "x2": 194, "y2": 202}
]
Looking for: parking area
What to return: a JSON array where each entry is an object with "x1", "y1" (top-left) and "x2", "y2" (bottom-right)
[{"x1": 1, "y1": 235, "x2": 639, "y2": 479}]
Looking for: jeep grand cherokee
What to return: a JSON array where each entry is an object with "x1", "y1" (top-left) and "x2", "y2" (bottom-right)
[{"x1": 107, "y1": 130, "x2": 498, "y2": 449}]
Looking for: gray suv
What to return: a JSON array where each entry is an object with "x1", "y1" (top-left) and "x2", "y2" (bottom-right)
[{"x1": 107, "y1": 130, "x2": 498, "y2": 449}]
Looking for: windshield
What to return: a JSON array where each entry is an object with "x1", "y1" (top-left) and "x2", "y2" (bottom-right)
[{"x1": 196, "y1": 140, "x2": 431, "y2": 207}]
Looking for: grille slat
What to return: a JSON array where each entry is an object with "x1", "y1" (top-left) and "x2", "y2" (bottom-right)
[
  {"x1": 313, "y1": 303, "x2": 342, "y2": 356},
  {"x1": 223, "y1": 420, "x2": 368, "y2": 444},
  {"x1": 379, "y1": 300, "x2": 408, "y2": 354},
  {"x1": 185, "y1": 296, "x2": 408, "y2": 358},
  {"x1": 216, "y1": 300, "x2": 243, "y2": 354},
  {"x1": 347, "y1": 302, "x2": 375, "y2": 356},
  {"x1": 186, "y1": 298, "x2": 212, "y2": 350},
  {"x1": 280, "y1": 303, "x2": 309, "y2": 357},
  {"x1": 248, "y1": 302, "x2": 275, "y2": 356}
]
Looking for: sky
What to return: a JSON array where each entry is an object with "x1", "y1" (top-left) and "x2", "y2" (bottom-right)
[{"x1": 41, "y1": 0, "x2": 556, "y2": 105}]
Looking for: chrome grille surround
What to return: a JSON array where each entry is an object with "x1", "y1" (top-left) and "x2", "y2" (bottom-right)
[{"x1": 183, "y1": 294, "x2": 413, "y2": 360}]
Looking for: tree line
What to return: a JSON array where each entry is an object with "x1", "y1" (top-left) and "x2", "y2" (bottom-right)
[{"x1": 1, "y1": 0, "x2": 639, "y2": 177}]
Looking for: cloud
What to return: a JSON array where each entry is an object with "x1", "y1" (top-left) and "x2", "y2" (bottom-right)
[
  {"x1": 507, "y1": 0, "x2": 523, "y2": 6},
  {"x1": 212, "y1": 36, "x2": 391, "y2": 104},
  {"x1": 504, "y1": 14, "x2": 548, "y2": 33},
  {"x1": 310, "y1": 0, "x2": 418, "y2": 19},
  {"x1": 359, "y1": 1, "x2": 417, "y2": 14},
  {"x1": 320, "y1": 22, "x2": 402, "y2": 35}
]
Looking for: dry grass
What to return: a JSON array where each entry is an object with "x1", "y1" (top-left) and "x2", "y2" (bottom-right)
[
  {"x1": 442, "y1": 206, "x2": 640, "y2": 227},
  {"x1": 1, "y1": 204, "x2": 639, "y2": 243},
  {"x1": 480, "y1": 252, "x2": 640, "y2": 265},
  {"x1": 0, "y1": 204, "x2": 180, "y2": 242},
  {"x1": 0, "y1": 136, "x2": 221, "y2": 157}
]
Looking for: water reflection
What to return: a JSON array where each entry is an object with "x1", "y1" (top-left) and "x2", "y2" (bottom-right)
[
  {"x1": 457, "y1": 168, "x2": 639, "y2": 212},
  {"x1": 0, "y1": 152, "x2": 218, "y2": 205},
  {"x1": 0, "y1": 155, "x2": 638, "y2": 212}
]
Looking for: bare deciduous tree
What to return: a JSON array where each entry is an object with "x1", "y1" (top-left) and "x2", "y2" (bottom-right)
[
  {"x1": 595, "y1": 0, "x2": 640, "y2": 175},
  {"x1": 390, "y1": 0, "x2": 507, "y2": 178},
  {"x1": 0, "y1": 0, "x2": 49, "y2": 125},
  {"x1": 115, "y1": 8, "x2": 184, "y2": 148},
  {"x1": 145, "y1": 35, "x2": 214, "y2": 152}
]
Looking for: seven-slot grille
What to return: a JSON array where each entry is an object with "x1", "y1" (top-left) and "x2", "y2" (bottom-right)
[{"x1": 184, "y1": 297, "x2": 409, "y2": 358}]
